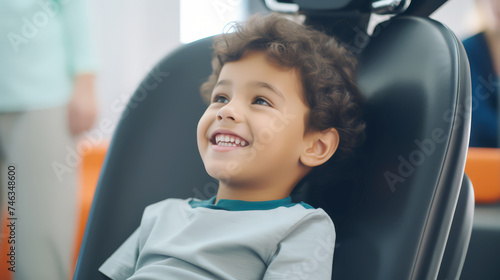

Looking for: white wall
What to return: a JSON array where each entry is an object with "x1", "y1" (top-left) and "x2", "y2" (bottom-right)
[
  {"x1": 431, "y1": 0, "x2": 478, "y2": 39},
  {"x1": 84, "y1": 0, "x2": 181, "y2": 143}
]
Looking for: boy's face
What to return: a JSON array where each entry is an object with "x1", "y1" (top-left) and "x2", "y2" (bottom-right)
[{"x1": 197, "y1": 51, "x2": 311, "y2": 189}]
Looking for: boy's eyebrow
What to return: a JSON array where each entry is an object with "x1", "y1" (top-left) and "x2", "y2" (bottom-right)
[
  {"x1": 214, "y1": 80, "x2": 285, "y2": 100},
  {"x1": 214, "y1": 80, "x2": 232, "y2": 88},
  {"x1": 248, "y1": 81, "x2": 284, "y2": 100}
]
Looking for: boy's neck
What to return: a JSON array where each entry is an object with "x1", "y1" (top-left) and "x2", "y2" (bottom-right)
[{"x1": 215, "y1": 182, "x2": 292, "y2": 204}]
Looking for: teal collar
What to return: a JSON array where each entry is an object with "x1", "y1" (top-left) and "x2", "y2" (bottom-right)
[{"x1": 189, "y1": 196, "x2": 296, "y2": 211}]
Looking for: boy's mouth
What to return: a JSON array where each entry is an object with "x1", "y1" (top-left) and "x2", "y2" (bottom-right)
[
  {"x1": 211, "y1": 133, "x2": 249, "y2": 147},
  {"x1": 210, "y1": 131, "x2": 249, "y2": 148}
]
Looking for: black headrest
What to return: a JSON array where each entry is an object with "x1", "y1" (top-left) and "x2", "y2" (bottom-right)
[
  {"x1": 264, "y1": 0, "x2": 448, "y2": 16},
  {"x1": 263, "y1": 0, "x2": 449, "y2": 49}
]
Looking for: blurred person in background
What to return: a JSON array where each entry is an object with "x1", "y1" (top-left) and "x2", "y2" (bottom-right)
[
  {"x1": 463, "y1": 0, "x2": 500, "y2": 147},
  {"x1": 0, "y1": 0, "x2": 97, "y2": 279}
]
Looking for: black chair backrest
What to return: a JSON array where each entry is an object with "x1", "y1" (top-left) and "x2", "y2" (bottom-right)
[
  {"x1": 329, "y1": 16, "x2": 471, "y2": 279},
  {"x1": 438, "y1": 174, "x2": 474, "y2": 280},
  {"x1": 74, "y1": 37, "x2": 216, "y2": 280},
  {"x1": 74, "y1": 16, "x2": 471, "y2": 280}
]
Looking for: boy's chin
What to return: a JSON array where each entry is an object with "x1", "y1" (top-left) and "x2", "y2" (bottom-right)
[
  {"x1": 204, "y1": 161, "x2": 244, "y2": 177},
  {"x1": 205, "y1": 168, "x2": 249, "y2": 185},
  {"x1": 206, "y1": 169, "x2": 238, "y2": 183}
]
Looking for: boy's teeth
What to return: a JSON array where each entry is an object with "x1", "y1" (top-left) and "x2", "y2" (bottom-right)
[
  {"x1": 217, "y1": 142, "x2": 237, "y2": 147},
  {"x1": 215, "y1": 134, "x2": 247, "y2": 147}
]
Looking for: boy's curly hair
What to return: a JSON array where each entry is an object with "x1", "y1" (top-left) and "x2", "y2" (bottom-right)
[{"x1": 200, "y1": 13, "x2": 365, "y2": 161}]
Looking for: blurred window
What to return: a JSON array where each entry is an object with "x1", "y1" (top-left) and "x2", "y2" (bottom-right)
[{"x1": 180, "y1": 0, "x2": 245, "y2": 44}]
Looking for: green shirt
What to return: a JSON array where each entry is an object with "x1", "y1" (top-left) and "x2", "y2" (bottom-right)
[{"x1": 0, "y1": 0, "x2": 96, "y2": 111}]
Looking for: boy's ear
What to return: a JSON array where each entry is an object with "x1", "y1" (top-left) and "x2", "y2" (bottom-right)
[{"x1": 300, "y1": 128, "x2": 339, "y2": 167}]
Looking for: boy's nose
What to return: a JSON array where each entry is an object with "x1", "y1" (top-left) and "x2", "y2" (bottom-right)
[{"x1": 216, "y1": 104, "x2": 240, "y2": 122}]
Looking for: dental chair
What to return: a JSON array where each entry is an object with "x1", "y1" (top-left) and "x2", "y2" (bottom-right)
[{"x1": 74, "y1": 0, "x2": 474, "y2": 279}]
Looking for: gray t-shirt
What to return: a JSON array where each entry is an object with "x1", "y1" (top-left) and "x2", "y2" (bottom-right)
[{"x1": 99, "y1": 196, "x2": 335, "y2": 280}]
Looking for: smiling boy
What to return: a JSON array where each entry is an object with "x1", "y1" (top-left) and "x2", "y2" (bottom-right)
[
  {"x1": 99, "y1": 13, "x2": 365, "y2": 280},
  {"x1": 198, "y1": 50, "x2": 324, "y2": 203}
]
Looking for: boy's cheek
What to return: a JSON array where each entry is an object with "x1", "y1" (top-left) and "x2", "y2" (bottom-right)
[
  {"x1": 196, "y1": 122, "x2": 209, "y2": 156},
  {"x1": 196, "y1": 116, "x2": 209, "y2": 142}
]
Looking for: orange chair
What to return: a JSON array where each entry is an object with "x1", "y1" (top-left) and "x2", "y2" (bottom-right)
[
  {"x1": 71, "y1": 141, "x2": 109, "y2": 278},
  {"x1": 465, "y1": 147, "x2": 500, "y2": 204},
  {"x1": 0, "y1": 214, "x2": 14, "y2": 280}
]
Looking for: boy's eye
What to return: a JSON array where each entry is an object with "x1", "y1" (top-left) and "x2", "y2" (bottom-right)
[
  {"x1": 212, "y1": 94, "x2": 228, "y2": 104},
  {"x1": 253, "y1": 97, "x2": 271, "y2": 107}
]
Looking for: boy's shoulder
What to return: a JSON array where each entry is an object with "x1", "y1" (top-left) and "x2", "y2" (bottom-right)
[{"x1": 143, "y1": 197, "x2": 192, "y2": 212}]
